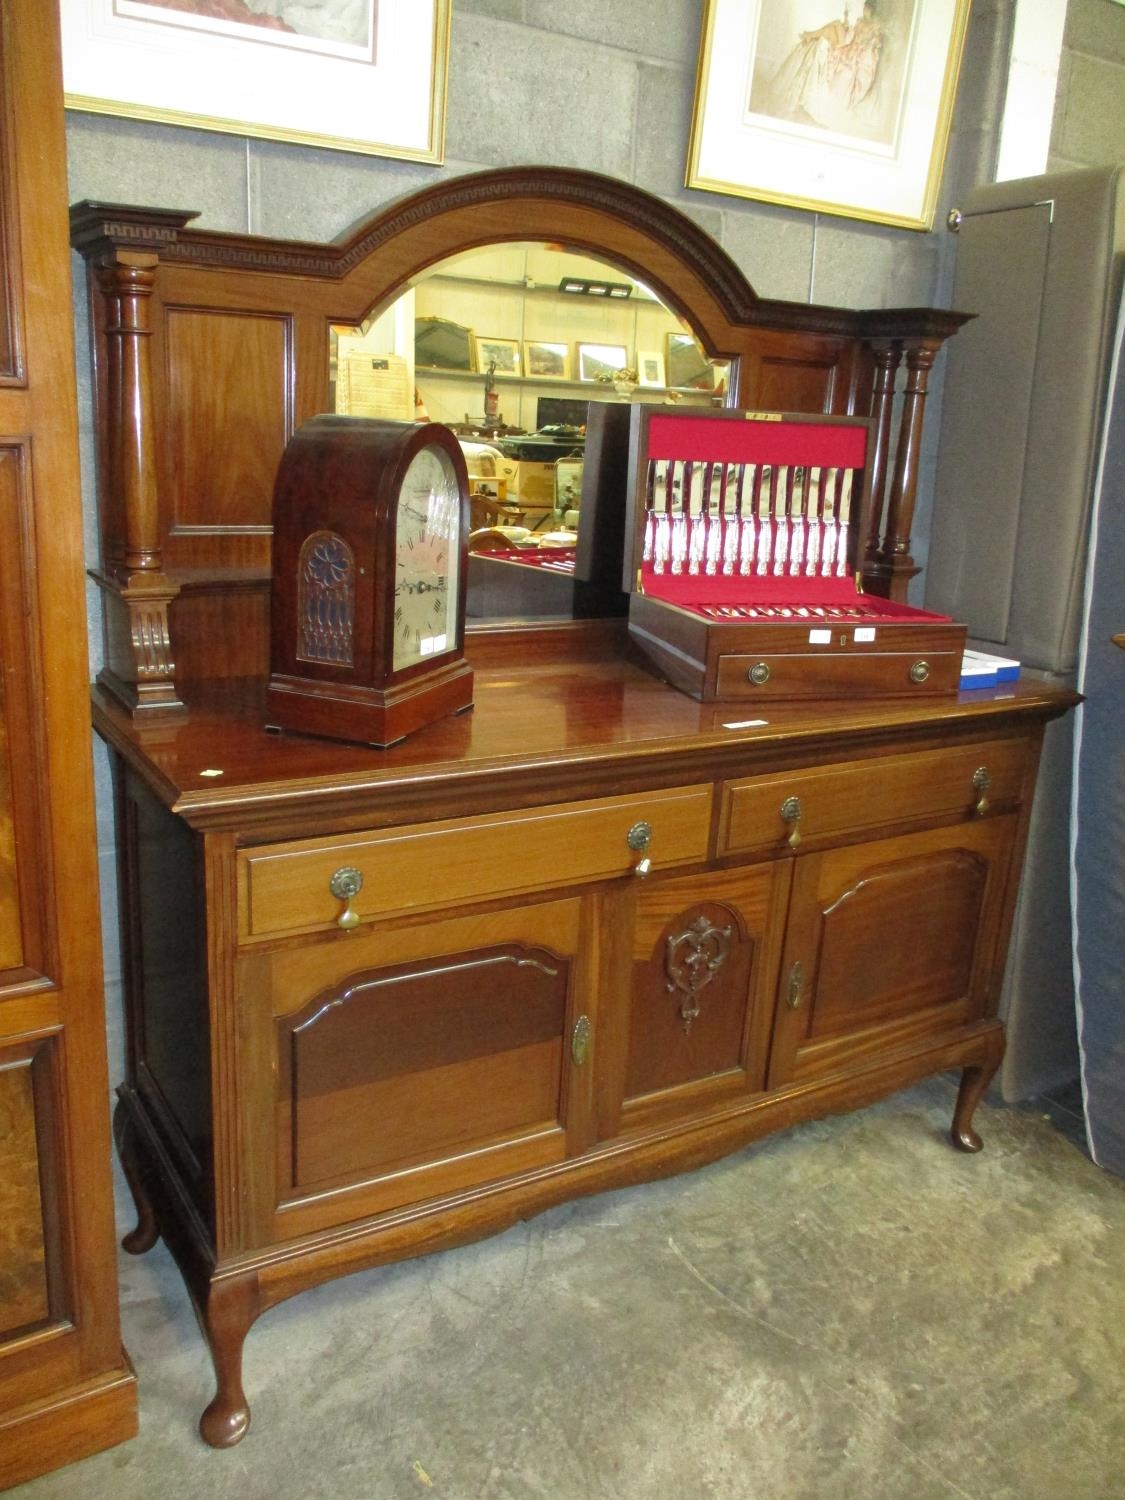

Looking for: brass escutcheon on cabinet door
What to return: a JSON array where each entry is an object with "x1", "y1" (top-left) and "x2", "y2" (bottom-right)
[
  {"x1": 786, "y1": 960, "x2": 803, "y2": 1009},
  {"x1": 328, "y1": 866, "x2": 364, "y2": 929},
  {"x1": 571, "y1": 1014, "x2": 591, "y2": 1066}
]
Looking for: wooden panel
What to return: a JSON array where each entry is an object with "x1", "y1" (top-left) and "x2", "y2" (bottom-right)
[
  {"x1": 809, "y1": 850, "x2": 985, "y2": 1038},
  {"x1": 739, "y1": 331, "x2": 849, "y2": 414},
  {"x1": 0, "y1": 1057, "x2": 49, "y2": 1334},
  {"x1": 239, "y1": 783, "x2": 712, "y2": 940},
  {"x1": 719, "y1": 740, "x2": 1029, "y2": 858},
  {"x1": 768, "y1": 816, "x2": 1018, "y2": 1086},
  {"x1": 0, "y1": 442, "x2": 50, "y2": 982},
  {"x1": 278, "y1": 943, "x2": 570, "y2": 1191},
  {"x1": 713, "y1": 649, "x2": 962, "y2": 701},
  {"x1": 161, "y1": 308, "x2": 292, "y2": 572},
  {"x1": 0, "y1": 22, "x2": 18, "y2": 387}
]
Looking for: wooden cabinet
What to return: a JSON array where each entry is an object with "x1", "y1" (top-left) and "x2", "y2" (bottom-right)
[
  {"x1": 0, "y1": 0, "x2": 137, "y2": 1485},
  {"x1": 97, "y1": 648, "x2": 1072, "y2": 1450}
]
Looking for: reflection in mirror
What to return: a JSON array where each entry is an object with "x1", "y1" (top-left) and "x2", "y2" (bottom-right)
[{"x1": 330, "y1": 242, "x2": 731, "y2": 624}]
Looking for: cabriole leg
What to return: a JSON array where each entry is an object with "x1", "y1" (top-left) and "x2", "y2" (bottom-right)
[
  {"x1": 113, "y1": 1098, "x2": 159, "y2": 1255},
  {"x1": 951, "y1": 1053, "x2": 1002, "y2": 1153},
  {"x1": 197, "y1": 1275, "x2": 260, "y2": 1448}
]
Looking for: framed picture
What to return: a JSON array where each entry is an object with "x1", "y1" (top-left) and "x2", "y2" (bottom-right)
[
  {"x1": 665, "y1": 334, "x2": 716, "y2": 391},
  {"x1": 475, "y1": 337, "x2": 521, "y2": 377},
  {"x1": 686, "y1": 0, "x2": 971, "y2": 230},
  {"x1": 577, "y1": 343, "x2": 629, "y2": 383},
  {"x1": 60, "y1": 1, "x2": 450, "y2": 162},
  {"x1": 636, "y1": 350, "x2": 666, "y2": 389},
  {"x1": 523, "y1": 341, "x2": 570, "y2": 380}
]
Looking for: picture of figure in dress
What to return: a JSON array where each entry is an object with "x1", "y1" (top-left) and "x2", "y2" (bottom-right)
[
  {"x1": 749, "y1": 0, "x2": 915, "y2": 147},
  {"x1": 118, "y1": 0, "x2": 376, "y2": 56}
]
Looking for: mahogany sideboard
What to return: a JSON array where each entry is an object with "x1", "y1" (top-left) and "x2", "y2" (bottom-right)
[{"x1": 97, "y1": 621, "x2": 1076, "y2": 1447}]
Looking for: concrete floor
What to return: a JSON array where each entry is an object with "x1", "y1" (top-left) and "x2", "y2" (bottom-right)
[{"x1": 14, "y1": 1076, "x2": 1125, "y2": 1500}]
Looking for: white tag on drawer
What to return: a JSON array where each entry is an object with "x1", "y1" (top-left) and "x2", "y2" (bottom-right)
[
  {"x1": 808, "y1": 628, "x2": 832, "y2": 644},
  {"x1": 854, "y1": 627, "x2": 876, "y2": 642}
]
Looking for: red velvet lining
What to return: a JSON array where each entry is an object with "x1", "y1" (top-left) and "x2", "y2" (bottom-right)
[
  {"x1": 644, "y1": 415, "x2": 868, "y2": 467},
  {"x1": 640, "y1": 566, "x2": 951, "y2": 622}
]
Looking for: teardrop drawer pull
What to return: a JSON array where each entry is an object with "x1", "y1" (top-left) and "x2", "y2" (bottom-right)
[
  {"x1": 780, "y1": 795, "x2": 802, "y2": 850},
  {"x1": 627, "y1": 820, "x2": 653, "y2": 877},
  {"x1": 329, "y1": 866, "x2": 364, "y2": 929},
  {"x1": 972, "y1": 766, "x2": 991, "y2": 817}
]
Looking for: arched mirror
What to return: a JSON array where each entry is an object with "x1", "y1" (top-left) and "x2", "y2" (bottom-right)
[{"x1": 329, "y1": 241, "x2": 731, "y2": 623}]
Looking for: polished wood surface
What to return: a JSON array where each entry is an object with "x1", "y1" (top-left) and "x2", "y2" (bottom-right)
[
  {"x1": 102, "y1": 635, "x2": 1074, "y2": 1447},
  {"x1": 71, "y1": 172, "x2": 970, "y2": 714},
  {"x1": 0, "y1": 0, "x2": 137, "y2": 1485}
]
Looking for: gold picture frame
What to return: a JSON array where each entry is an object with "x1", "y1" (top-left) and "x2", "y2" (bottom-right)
[
  {"x1": 523, "y1": 340, "x2": 570, "y2": 380},
  {"x1": 60, "y1": 0, "x2": 450, "y2": 163},
  {"x1": 475, "y1": 336, "x2": 521, "y2": 377},
  {"x1": 686, "y1": 0, "x2": 970, "y2": 231}
]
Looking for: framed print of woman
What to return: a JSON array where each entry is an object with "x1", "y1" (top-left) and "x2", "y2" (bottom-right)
[{"x1": 751, "y1": 1, "x2": 913, "y2": 146}]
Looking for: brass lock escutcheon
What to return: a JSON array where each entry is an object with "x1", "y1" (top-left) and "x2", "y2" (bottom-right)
[
  {"x1": 329, "y1": 866, "x2": 364, "y2": 929},
  {"x1": 780, "y1": 795, "x2": 802, "y2": 850},
  {"x1": 571, "y1": 1014, "x2": 591, "y2": 1067},
  {"x1": 909, "y1": 659, "x2": 931, "y2": 684},
  {"x1": 747, "y1": 661, "x2": 771, "y2": 686},
  {"x1": 972, "y1": 765, "x2": 992, "y2": 817},
  {"x1": 786, "y1": 960, "x2": 803, "y2": 1009},
  {"x1": 627, "y1": 819, "x2": 653, "y2": 877}
]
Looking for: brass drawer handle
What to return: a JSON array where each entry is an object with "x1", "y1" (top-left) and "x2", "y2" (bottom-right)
[
  {"x1": 780, "y1": 795, "x2": 802, "y2": 850},
  {"x1": 972, "y1": 765, "x2": 991, "y2": 817},
  {"x1": 747, "y1": 661, "x2": 771, "y2": 686},
  {"x1": 329, "y1": 866, "x2": 363, "y2": 929},
  {"x1": 909, "y1": 659, "x2": 931, "y2": 684},
  {"x1": 571, "y1": 1014, "x2": 591, "y2": 1067},
  {"x1": 627, "y1": 819, "x2": 653, "y2": 877}
]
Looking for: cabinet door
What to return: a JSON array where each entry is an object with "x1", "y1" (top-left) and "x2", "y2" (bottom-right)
[
  {"x1": 768, "y1": 817, "x2": 1018, "y2": 1087},
  {"x1": 0, "y1": 0, "x2": 135, "y2": 1484},
  {"x1": 238, "y1": 895, "x2": 595, "y2": 1246},
  {"x1": 599, "y1": 862, "x2": 790, "y2": 1137}
]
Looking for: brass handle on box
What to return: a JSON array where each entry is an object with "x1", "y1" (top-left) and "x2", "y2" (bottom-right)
[
  {"x1": 747, "y1": 661, "x2": 771, "y2": 686},
  {"x1": 780, "y1": 795, "x2": 802, "y2": 850},
  {"x1": 627, "y1": 820, "x2": 654, "y2": 877},
  {"x1": 329, "y1": 866, "x2": 364, "y2": 929},
  {"x1": 972, "y1": 766, "x2": 992, "y2": 817},
  {"x1": 909, "y1": 659, "x2": 931, "y2": 684}
]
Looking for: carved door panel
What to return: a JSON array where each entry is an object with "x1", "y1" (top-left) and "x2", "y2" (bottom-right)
[
  {"x1": 768, "y1": 817, "x2": 1019, "y2": 1088},
  {"x1": 0, "y1": 0, "x2": 135, "y2": 1484},
  {"x1": 238, "y1": 895, "x2": 596, "y2": 1247},
  {"x1": 598, "y1": 862, "x2": 790, "y2": 1138}
]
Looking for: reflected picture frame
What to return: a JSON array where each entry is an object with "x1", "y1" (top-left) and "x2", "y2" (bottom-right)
[
  {"x1": 475, "y1": 336, "x2": 521, "y2": 376},
  {"x1": 665, "y1": 334, "x2": 716, "y2": 391},
  {"x1": 686, "y1": 0, "x2": 970, "y2": 230},
  {"x1": 523, "y1": 340, "x2": 570, "y2": 380},
  {"x1": 60, "y1": 0, "x2": 450, "y2": 162},
  {"x1": 577, "y1": 343, "x2": 629, "y2": 383},
  {"x1": 636, "y1": 349, "x2": 666, "y2": 389}
]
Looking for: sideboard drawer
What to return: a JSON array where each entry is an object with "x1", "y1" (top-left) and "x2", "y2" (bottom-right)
[
  {"x1": 239, "y1": 783, "x2": 713, "y2": 941},
  {"x1": 717, "y1": 741, "x2": 1028, "y2": 858}
]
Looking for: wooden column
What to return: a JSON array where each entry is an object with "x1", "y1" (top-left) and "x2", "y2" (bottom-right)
[
  {"x1": 871, "y1": 337, "x2": 941, "y2": 603},
  {"x1": 862, "y1": 339, "x2": 903, "y2": 570},
  {"x1": 89, "y1": 252, "x2": 183, "y2": 715}
]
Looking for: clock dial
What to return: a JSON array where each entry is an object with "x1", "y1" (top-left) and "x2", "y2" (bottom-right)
[{"x1": 393, "y1": 444, "x2": 462, "y2": 671}]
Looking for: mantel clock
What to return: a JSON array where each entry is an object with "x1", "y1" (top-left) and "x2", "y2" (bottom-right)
[{"x1": 266, "y1": 416, "x2": 473, "y2": 746}]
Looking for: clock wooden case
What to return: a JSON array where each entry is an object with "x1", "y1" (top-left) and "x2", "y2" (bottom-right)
[{"x1": 266, "y1": 416, "x2": 473, "y2": 747}]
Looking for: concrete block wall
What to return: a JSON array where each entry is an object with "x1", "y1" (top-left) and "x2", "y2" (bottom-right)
[
  {"x1": 60, "y1": 0, "x2": 1041, "y2": 1082},
  {"x1": 1051, "y1": 0, "x2": 1125, "y2": 169}
]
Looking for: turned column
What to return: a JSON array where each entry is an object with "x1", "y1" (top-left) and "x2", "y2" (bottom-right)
[
  {"x1": 90, "y1": 253, "x2": 183, "y2": 714},
  {"x1": 876, "y1": 337, "x2": 941, "y2": 603},
  {"x1": 862, "y1": 339, "x2": 903, "y2": 572}
]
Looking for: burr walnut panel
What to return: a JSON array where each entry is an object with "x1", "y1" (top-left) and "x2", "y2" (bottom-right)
[
  {"x1": 162, "y1": 308, "x2": 292, "y2": 572},
  {"x1": 0, "y1": 1056, "x2": 50, "y2": 1335}
]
